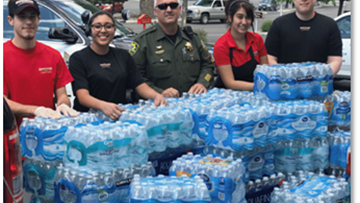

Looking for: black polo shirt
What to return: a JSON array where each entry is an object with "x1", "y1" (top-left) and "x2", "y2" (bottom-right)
[{"x1": 69, "y1": 46, "x2": 144, "y2": 112}]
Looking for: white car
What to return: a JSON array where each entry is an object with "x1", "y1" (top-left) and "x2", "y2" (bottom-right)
[{"x1": 334, "y1": 12, "x2": 351, "y2": 91}]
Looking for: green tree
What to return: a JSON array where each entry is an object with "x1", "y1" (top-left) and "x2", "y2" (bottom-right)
[{"x1": 140, "y1": 0, "x2": 155, "y2": 18}]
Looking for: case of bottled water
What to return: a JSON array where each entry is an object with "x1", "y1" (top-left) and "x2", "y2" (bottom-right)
[
  {"x1": 22, "y1": 158, "x2": 62, "y2": 202},
  {"x1": 202, "y1": 144, "x2": 274, "y2": 182},
  {"x1": 254, "y1": 62, "x2": 334, "y2": 100},
  {"x1": 323, "y1": 90, "x2": 351, "y2": 127},
  {"x1": 169, "y1": 154, "x2": 247, "y2": 203},
  {"x1": 130, "y1": 175, "x2": 211, "y2": 203},
  {"x1": 245, "y1": 173, "x2": 285, "y2": 203},
  {"x1": 119, "y1": 106, "x2": 194, "y2": 154},
  {"x1": 274, "y1": 136, "x2": 329, "y2": 173},
  {"x1": 63, "y1": 121, "x2": 148, "y2": 172},
  {"x1": 328, "y1": 131, "x2": 351, "y2": 174},
  {"x1": 54, "y1": 163, "x2": 155, "y2": 203},
  {"x1": 19, "y1": 113, "x2": 99, "y2": 161},
  {"x1": 270, "y1": 173, "x2": 350, "y2": 203},
  {"x1": 204, "y1": 100, "x2": 328, "y2": 152}
]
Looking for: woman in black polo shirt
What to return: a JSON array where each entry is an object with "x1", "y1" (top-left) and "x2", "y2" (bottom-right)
[{"x1": 69, "y1": 11, "x2": 167, "y2": 120}]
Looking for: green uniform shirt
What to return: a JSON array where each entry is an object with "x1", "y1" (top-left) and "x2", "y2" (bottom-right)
[{"x1": 129, "y1": 23, "x2": 214, "y2": 95}]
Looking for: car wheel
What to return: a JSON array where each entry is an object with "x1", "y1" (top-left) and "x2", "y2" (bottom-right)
[
  {"x1": 200, "y1": 13, "x2": 209, "y2": 24},
  {"x1": 186, "y1": 19, "x2": 192, "y2": 23},
  {"x1": 220, "y1": 19, "x2": 226, "y2": 23}
]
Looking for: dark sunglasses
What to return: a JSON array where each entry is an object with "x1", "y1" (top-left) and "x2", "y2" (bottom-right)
[{"x1": 156, "y1": 2, "x2": 179, "y2": 10}]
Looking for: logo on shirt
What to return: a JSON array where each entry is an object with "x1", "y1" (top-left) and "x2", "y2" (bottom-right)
[
  {"x1": 128, "y1": 41, "x2": 139, "y2": 56},
  {"x1": 100, "y1": 63, "x2": 111, "y2": 68},
  {"x1": 38, "y1": 67, "x2": 52, "y2": 74},
  {"x1": 253, "y1": 51, "x2": 258, "y2": 56},
  {"x1": 299, "y1": 26, "x2": 311, "y2": 31}
]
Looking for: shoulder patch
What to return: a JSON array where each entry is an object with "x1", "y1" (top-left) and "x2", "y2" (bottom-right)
[
  {"x1": 201, "y1": 40, "x2": 209, "y2": 52},
  {"x1": 129, "y1": 41, "x2": 140, "y2": 56}
]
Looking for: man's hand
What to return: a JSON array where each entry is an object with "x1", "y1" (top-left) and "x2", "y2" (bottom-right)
[
  {"x1": 153, "y1": 94, "x2": 168, "y2": 107},
  {"x1": 56, "y1": 104, "x2": 79, "y2": 117},
  {"x1": 100, "y1": 102, "x2": 125, "y2": 120},
  {"x1": 34, "y1": 107, "x2": 62, "y2": 119},
  {"x1": 161, "y1": 88, "x2": 180, "y2": 98},
  {"x1": 188, "y1": 83, "x2": 207, "y2": 94}
]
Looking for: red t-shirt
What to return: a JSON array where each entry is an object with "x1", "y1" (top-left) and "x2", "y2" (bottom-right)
[
  {"x1": 3, "y1": 40, "x2": 73, "y2": 126},
  {"x1": 213, "y1": 29, "x2": 267, "y2": 67}
]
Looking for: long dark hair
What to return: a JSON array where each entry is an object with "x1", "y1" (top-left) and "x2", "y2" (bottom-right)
[{"x1": 225, "y1": 0, "x2": 255, "y2": 32}]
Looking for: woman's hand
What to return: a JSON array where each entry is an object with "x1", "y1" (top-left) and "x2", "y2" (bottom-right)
[
  {"x1": 100, "y1": 102, "x2": 125, "y2": 120},
  {"x1": 153, "y1": 94, "x2": 168, "y2": 107}
]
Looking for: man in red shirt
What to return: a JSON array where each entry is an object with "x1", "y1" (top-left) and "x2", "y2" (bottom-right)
[{"x1": 4, "y1": 0, "x2": 78, "y2": 126}]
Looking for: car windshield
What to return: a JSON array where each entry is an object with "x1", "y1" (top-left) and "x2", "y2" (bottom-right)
[
  {"x1": 52, "y1": 0, "x2": 131, "y2": 36},
  {"x1": 195, "y1": 0, "x2": 213, "y2": 6},
  {"x1": 261, "y1": 0, "x2": 271, "y2": 3}
]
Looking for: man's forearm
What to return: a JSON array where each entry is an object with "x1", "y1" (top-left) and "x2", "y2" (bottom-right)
[
  {"x1": 4, "y1": 96, "x2": 38, "y2": 117},
  {"x1": 327, "y1": 56, "x2": 342, "y2": 76}
]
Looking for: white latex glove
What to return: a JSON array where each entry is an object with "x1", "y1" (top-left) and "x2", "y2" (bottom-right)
[
  {"x1": 56, "y1": 104, "x2": 79, "y2": 117},
  {"x1": 34, "y1": 107, "x2": 62, "y2": 119}
]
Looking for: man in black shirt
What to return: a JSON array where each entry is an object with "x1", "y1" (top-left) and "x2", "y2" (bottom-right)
[{"x1": 265, "y1": 0, "x2": 342, "y2": 76}]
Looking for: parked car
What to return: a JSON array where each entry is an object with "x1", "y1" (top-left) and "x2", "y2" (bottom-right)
[
  {"x1": 258, "y1": 0, "x2": 279, "y2": 11},
  {"x1": 334, "y1": 12, "x2": 351, "y2": 91},
  {"x1": 97, "y1": 2, "x2": 123, "y2": 13},
  {"x1": 187, "y1": 0, "x2": 228, "y2": 24},
  {"x1": 3, "y1": 0, "x2": 136, "y2": 105}
]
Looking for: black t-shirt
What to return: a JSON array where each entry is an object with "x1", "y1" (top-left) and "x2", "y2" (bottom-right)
[
  {"x1": 69, "y1": 46, "x2": 144, "y2": 112},
  {"x1": 265, "y1": 12, "x2": 342, "y2": 63}
]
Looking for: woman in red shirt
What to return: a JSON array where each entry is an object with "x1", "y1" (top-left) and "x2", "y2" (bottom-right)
[{"x1": 213, "y1": 0, "x2": 268, "y2": 91}]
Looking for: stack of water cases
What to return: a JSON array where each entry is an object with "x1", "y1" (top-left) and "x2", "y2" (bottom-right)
[
  {"x1": 54, "y1": 163, "x2": 155, "y2": 203},
  {"x1": 323, "y1": 91, "x2": 351, "y2": 127},
  {"x1": 270, "y1": 172, "x2": 350, "y2": 203},
  {"x1": 327, "y1": 131, "x2": 351, "y2": 176},
  {"x1": 203, "y1": 99, "x2": 329, "y2": 175},
  {"x1": 169, "y1": 154, "x2": 247, "y2": 203},
  {"x1": 253, "y1": 62, "x2": 334, "y2": 100},
  {"x1": 130, "y1": 175, "x2": 211, "y2": 203},
  {"x1": 56, "y1": 121, "x2": 151, "y2": 202},
  {"x1": 19, "y1": 113, "x2": 99, "y2": 202}
]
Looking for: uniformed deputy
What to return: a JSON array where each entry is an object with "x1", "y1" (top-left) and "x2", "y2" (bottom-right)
[{"x1": 129, "y1": 0, "x2": 214, "y2": 98}]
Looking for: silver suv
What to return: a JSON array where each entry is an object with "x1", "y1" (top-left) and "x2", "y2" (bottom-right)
[{"x1": 187, "y1": 0, "x2": 228, "y2": 24}]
